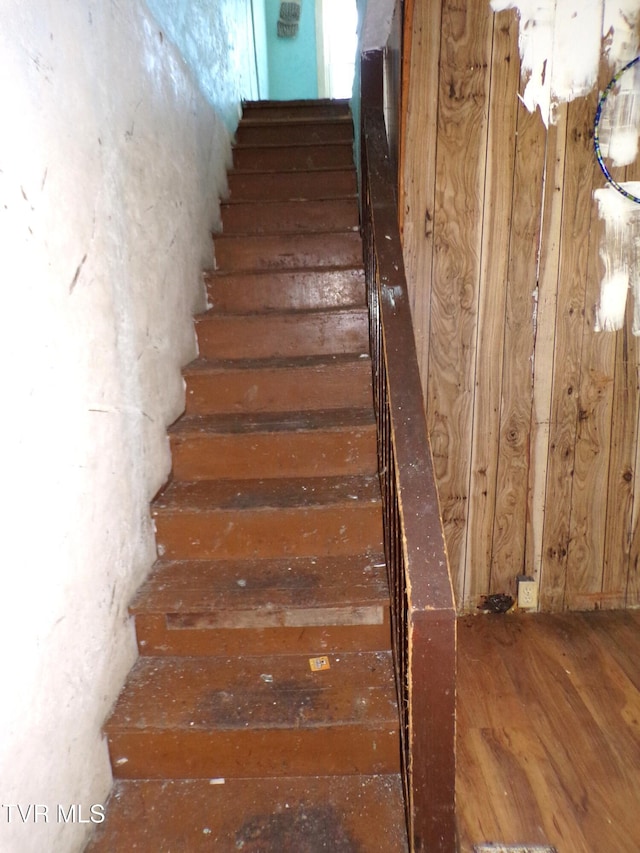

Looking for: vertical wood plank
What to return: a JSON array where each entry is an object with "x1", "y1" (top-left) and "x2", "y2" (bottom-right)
[
  {"x1": 398, "y1": 0, "x2": 415, "y2": 222},
  {"x1": 428, "y1": 0, "x2": 493, "y2": 604},
  {"x1": 602, "y1": 322, "x2": 638, "y2": 606},
  {"x1": 538, "y1": 96, "x2": 595, "y2": 611},
  {"x1": 465, "y1": 8, "x2": 520, "y2": 605},
  {"x1": 401, "y1": 0, "x2": 442, "y2": 405},
  {"x1": 528, "y1": 109, "x2": 568, "y2": 608},
  {"x1": 620, "y1": 157, "x2": 640, "y2": 607},
  {"x1": 564, "y1": 86, "x2": 617, "y2": 610},
  {"x1": 490, "y1": 98, "x2": 544, "y2": 593}
]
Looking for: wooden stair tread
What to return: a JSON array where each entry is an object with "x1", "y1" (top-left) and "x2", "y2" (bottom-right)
[
  {"x1": 227, "y1": 168, "x2": 357, "y2": 201},
  {"x1": 228, "y1": 165, "x2": 357, "y2": 177},
  {"x1": 168, "y1": 409, "x2": 377, "y2": 480},
  {"x1": 238, "y1": 113, "x2": 353, "y2": 126},
  {"x1": 213, "y1": 231, "x2": 363, "y2": 272},
  {"x1": 232, "y1": 140, "x2": 353, "y2": 150},
  {"x1": 183, "y1": 355, "x2": 374, "y2": 416},
  {"x1": 183, "y1": 352, "x2": 371, "y2": 372},
  {"x1": 105, "y1": 652, "x2": 398, "y2": 732},
  {"x1": 197, "y1": 305, "x2": 368, "y2": 320},
  {"x1": 130, "y1": 554, "x2": 389, "y2": 614},
  {"x1": 194, "y1": 308, "x2": 369, "y2": 359},
  {"x1": 87, "y1": 777, "x2": 408, "y2": 852},
  {"x1": 195, "y1": 306, "x2": 369, "y2": 359},
  {"x1": 232, "y1": 146, "x2": 354, "y2": 171},
  {"x1": 206, "y1": 263, "x2": 364, "y2": 279},
  {"x1": 169, "y1": 408, "x2": 375, "y2": 435},
  {"x1": 152, "y1": 475, "x2": 382, "y2": 512},
  {"x1": 220, "y1": 197, "x2": 359, "y2": 235},
  {"x1": 235, "y1": 121, "x2": 354, "y2": 146},
  {"x1": 204, "y1": 267, "x2": 366, "y2": 313}
]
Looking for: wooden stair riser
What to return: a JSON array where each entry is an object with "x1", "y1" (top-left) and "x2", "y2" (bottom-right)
[
  {"x1": 214, "y1": 232, "x2": 363, "y2": 271},
  {"x1": 153, "y1": 504, "x2": 384, "y2": 561},
  {"x1": 170, "y1": 425, "x2": 378, "y2": 480},
  {"x1": 195, "y1": 310, "x2": 369, "y2": 359},
  {"x1": 232, "y1": 144, "x2": 354, "y2": 171},
  {"x1": 134, "y1": 617, "x2": 392, "y2": 660},
  {"x1": 132, "y1": 555, "x2": 390, "y2": 655},
  {"x1": 236, "y1": 120, "x2": 353, "y2": 145},
  {"x1": 135, "y1": 613, "x2": 391, "y2": 657},
  {"x1": 184, "y1": 360, "x2": 374, "y2": 415},
  {"x1": 227, "y1": 169, "x2": 357, "y2": 201},
  {"x1": 108, "y1": 727, "x2": 400, "y2": 779},
  {"x1": 205, "y1": 268, "x2": 366, "y2": 313},
  {"x1": 221, "y1": 198, "x2": 359, "y2": 234},
  {"x1": 241, "y1": 101, "x2": 350, "y2": 121}
]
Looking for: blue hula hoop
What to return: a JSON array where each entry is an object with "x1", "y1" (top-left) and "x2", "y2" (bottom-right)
[{"x1": 594, "y1": 55, "x2": 640, "y2": 205}]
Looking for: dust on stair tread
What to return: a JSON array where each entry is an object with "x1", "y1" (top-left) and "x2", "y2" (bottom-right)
[
  {"x1": 105, "y1": 651, "x2": 398, "y2": 731},
  {"x1": 152, "y1": 475, "x2": 382, "y2": 511},
  {"x1": 86, "y1": 776, "x2": 408, "y2": 853},
  {"x1": 130, "y1": 554, "x2": 389, "y2": 613},
  {"x1": 168, "y1": 408, "x2": 375, "y2": 436}
]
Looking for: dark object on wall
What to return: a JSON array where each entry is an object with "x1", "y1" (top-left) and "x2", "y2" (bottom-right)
[
  {"x1": 277, "y1": 1, "x2": 301, "y2": 38},
  {"x1": 478, "y1": 593, "x2": 514, "y2": 614}
]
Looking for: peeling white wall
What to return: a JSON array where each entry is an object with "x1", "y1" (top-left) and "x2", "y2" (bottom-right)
[
  {"x1": 594, "y1": 182, "x2": 640, "y2": 332},
  {"x1": 0, "y1": 1, "x2": 247, "y2": 850},
  {"x1": 491, "y1": 1, "x2": 640, "y2": 333},
  {"x1": 490, "y1": 0, "x2": 640, "y2": 127}
]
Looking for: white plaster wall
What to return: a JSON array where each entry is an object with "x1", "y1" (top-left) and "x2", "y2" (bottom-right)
[
  {"x1": 0, "y1": 1, "x2": 242, "y2": 850},
  {"x1": 359, "y1": 0, "x2": 396, "y2": 52},
  {"x1": 147, "y1": 0, "x2": 260, "y2": 128}
]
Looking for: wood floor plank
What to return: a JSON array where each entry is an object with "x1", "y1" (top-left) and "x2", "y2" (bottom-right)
[{"x1": 457, "y1": 612, "x2": 640, "y2": 852}]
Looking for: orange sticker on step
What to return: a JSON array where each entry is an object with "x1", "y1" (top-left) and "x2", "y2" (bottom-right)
[{"x1": 309, "y1": 656, "x2": 330, "y2": 672}]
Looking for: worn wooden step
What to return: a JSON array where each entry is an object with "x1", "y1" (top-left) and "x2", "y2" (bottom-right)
[
  {"x1": 241, "y1": 99, "x2": 350, "y2": 121},
  {"x1": 214, "y1": 231, "x2": 362, "y2": 271},
  {"x1": 204, "y1": 267, "x2": 366, "y2": 313},
  {"x1": 105, "y1": 652, "x2": 400, "y2": 779},
  {"x1": 195, "y1": 308, "x2": 369, "y2": 360},
  {"x1": 152, "y1": 476, "x2": 384, "y2": 561},
  {"x1": 184, "y1": 354, "x2": 374, "y2": 415},
  {"x1": 221, "y1": 197, "x2": 359, "y2": 234},
  {"x1": 236, "y1": 118, "x2": 353, "y2": 146},
  {"x1": 131, "y1": 554, "x2": 390, "y2": 655},
  {"x1": 232, "y1": 143, "x2": 354, "y2": 171},
  {"x1": 227, "y1": 168, "x2": 357, "y2": 202},
  {"x1": 169, "y1": 409, "x2": 377, "y2": 481},
  {"x1": 87, "y1": 776, "x2": 408, "y2": 852}
]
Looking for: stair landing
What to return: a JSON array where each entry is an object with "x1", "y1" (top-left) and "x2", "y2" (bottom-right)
[{"x1": 87, "y1": 99, "x2": 407, "y2": 851}]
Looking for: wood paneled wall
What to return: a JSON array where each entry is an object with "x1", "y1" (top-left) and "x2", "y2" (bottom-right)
[{"x1": 401, "y1": 0, "x2": 640, "y2": 612}]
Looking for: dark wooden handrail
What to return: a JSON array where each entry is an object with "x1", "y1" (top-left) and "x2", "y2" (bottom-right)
[{"x1": 359, "y1": 49, "x2": 457, "y2": 852}]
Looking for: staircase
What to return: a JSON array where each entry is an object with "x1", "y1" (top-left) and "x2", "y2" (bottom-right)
[{"x1": 87, "y1": 100, "x2": 408, "y2": 852}]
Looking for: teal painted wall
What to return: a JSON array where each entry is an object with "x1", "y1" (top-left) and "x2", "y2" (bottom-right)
[{"x1": 264, "y1": 0, "x2": 318, "y2": 100}]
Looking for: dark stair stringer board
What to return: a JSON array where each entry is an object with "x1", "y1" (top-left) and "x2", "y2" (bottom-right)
[{"x1": 87, "y1": 99, "x2": 408, "y2": 852}]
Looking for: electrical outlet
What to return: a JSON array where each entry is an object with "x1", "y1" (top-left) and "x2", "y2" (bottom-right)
[{"x1": 517, "y1": 575, "x2": 538, "y2": 610}]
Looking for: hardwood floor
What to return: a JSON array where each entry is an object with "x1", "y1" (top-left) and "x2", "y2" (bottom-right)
[{"x1": 457, "y1": 610, "x2": 640, "y2": 852}]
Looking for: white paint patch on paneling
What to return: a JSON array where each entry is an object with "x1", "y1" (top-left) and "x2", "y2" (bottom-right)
[
  {"x1": 594, "y1": 182, "x2": 640, "y2": 333},
  {"x1": 490, "y1": 0, "x2": 640, "y2": 127},
  {"x1": 597, "y1": 60, "x2": 640, "y2": 166}
]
